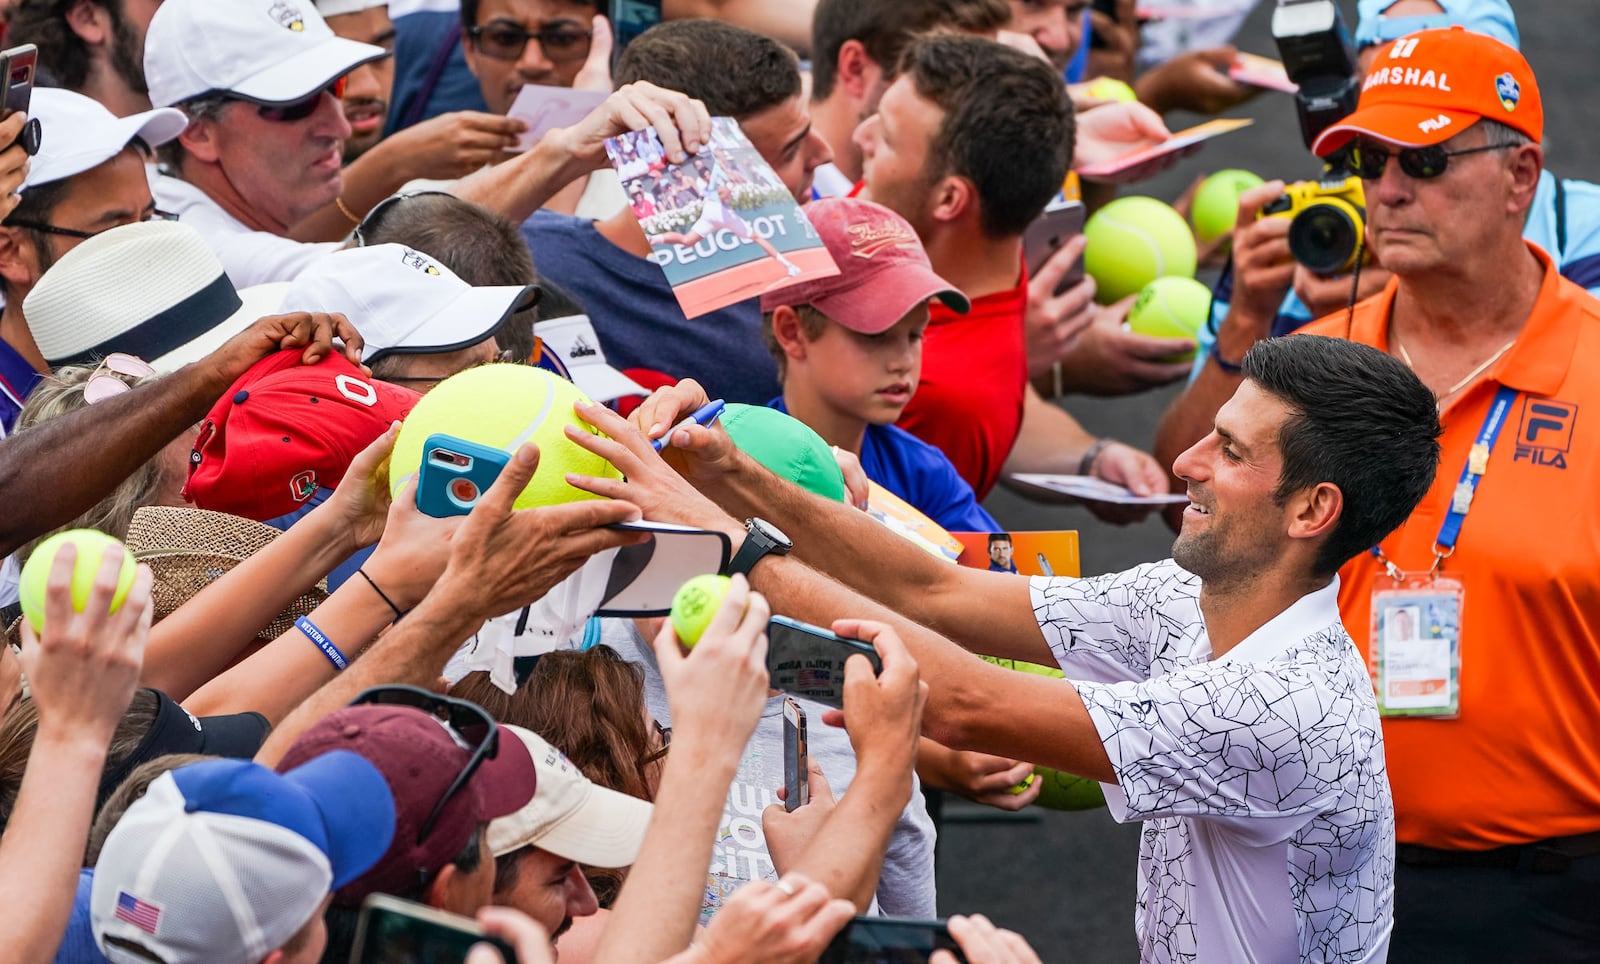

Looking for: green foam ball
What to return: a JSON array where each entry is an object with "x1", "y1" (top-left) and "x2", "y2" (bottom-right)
[
  {"x1": 670, "y1": 574, "x2": 734, "y2": 646},
  {"x1": 19, "y1": 529, "x2": 136, "y2": 632},
  {"x1": 1083, "y1": 196, "x2": 1198, "y2": 304},
  {"x1": 390, "y1": 364, "x2": 622, "y2": 509},
  {"x1": 1191, "y1": 169, "x2": 1265, "y2": 244}
]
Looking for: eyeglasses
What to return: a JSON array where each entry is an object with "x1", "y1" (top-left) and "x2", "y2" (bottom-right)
[
  {"x1": 254, "y1": 77, "x2": 348, "y2": 124},
  {"x1": 467, "y1": 18, "x2": 593, "y2": 64},
  {"x1": 350, "y1": 685, "x2": 501, "y2": 845},
  {"x1": 353, "y1": 189, "x2": 458, "y2": 247},
  {"x1": 6, "y1": 208, "x2": 178, "y2": 241},
  {"x1": 641, "y1": 719, "x2": 671, "y2": 765},
  {"x1": 1349, "y1": 140, "x2": 1511, "y2": 181},
  {"x1": 83, "y1": 353, "x2": 155, "y2": 404}
]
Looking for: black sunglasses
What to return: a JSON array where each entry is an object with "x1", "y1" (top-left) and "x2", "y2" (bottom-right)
[
  {"x1": 250, "y1": 77, "x2": 348, "y2": 124},
  {"x1": 467, "y1": 18, "x2": 592, "y2": 64},
  {"x1": 353, "y1": 189, "x2": 459, "y2": 246},
  {"x1": 1350, "y1": 140, "x2": 1510, "y2": 181},
  {"x1": 6, "y1": 208, "x2": 178, "y2": 241},
  {"x1": 350, "y1": 684, "x2": 500, "y2": 845}
]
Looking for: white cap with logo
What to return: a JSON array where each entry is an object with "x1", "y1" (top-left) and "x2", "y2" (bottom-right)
[
  {"x1": 144, "y1": 0, "x2": 388, "y2": 108},
  {"x1": 23, "y1": 89, "x2": 186, "y2": 190},
  {"x1": 533, "y1": 314, "x2": 648, "y2": 403},
  {"x1": 487, "y1": 725, "x2": 654, "y2": 868}
]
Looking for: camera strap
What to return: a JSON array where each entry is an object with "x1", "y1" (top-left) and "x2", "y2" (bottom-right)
[{"x1": 1554, "y1": 173, "x2": 1568, "y2": 260}]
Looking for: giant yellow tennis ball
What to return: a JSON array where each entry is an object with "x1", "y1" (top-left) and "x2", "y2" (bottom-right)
[
  {"x1": 390, "y1": 364, "x2": 622, "y2": 508},
  {"x1": 1033, "y1": 767, "x2": 1106, "y2": 810},
  {"x1": 1190, "y1": 169, "x2": 1265, "y2": 244},
  {"x1": 1126, "y1": 277, "x2": 1211, "y2": 360},
  {"x1": 1083, "y1": 196, "x2": 1198, "y2": 304},
  {"x1": 670, "y1": 574, "x2": 734, "y2": 647},
  {"x1": 19, "y1": 529, "x2": 137, "y2": 632}
]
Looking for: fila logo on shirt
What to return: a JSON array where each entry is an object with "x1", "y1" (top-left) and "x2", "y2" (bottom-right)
[{"x1": 1513, "y1": 398, "x2": 1577, "y2": 469}]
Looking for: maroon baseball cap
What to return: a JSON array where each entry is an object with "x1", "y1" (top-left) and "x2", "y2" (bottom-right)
[
  {"x1": 759, "y1": 197, "x2": 969, "y2": 333},
  {"x1": 183, "y1": 349, "x2": 419, "y2": 521},
  {"x1": 276, "y1": 704, "x2": 538, "y2": 904}
]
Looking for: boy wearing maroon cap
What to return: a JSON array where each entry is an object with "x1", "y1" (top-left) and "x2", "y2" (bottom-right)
[{"x1": 760, "y1": 198, "x2": 996, "y2": 532}]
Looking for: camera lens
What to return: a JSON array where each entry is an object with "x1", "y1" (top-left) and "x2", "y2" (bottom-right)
[{"x1": 1288, "y1": 204, "x2": 1360, "y2": 274}]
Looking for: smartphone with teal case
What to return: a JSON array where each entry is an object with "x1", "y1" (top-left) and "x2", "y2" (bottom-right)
[{"x1": 415, "y1": 434, "x2": 510, "y2": 518}]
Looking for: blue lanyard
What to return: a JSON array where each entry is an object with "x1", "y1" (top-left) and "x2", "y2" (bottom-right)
[{"x1": 1371, "y1": 385, "x2": 1517, "y2": 578}]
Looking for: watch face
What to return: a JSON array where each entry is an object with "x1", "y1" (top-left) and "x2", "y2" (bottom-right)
[{"x1": 748, "y1": 518, "x2": 792, "y2": 550}]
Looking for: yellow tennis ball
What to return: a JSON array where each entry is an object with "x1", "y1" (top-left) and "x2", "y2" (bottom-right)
[
  {"x1": 1083, "y1": 196, "x2": 1198, "y2": 304},
  {"x1": 390, "y1": 364, "x2": 623, "y2": 509},
  {"x1": 1082, "y1": 76, "x2": 1137, "y2": 103},
  {"x1": 19, "y1": 529, "x2": 137, "y2": 633},
  {"x1": 1033, "y1": 767, "x2": 1106, "y2": 811},
  {"x1": 1191, "y1": 169, "x2": 1265, "y2": 244},
  {"x1": 1008, "y1": 771, "x2": 1038, "y2": 795},
  {"x1": 670, "y1": 574, "x2": 734, "y2": 647},
  {"x1": 1126, "y1": 277, "x2": 1212, "y2": 360}
]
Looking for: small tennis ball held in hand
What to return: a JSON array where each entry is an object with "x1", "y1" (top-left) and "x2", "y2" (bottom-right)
[
  {"x1": 670, "y1": 574, "x2": 736, "y2": 646},
  {"x1": 19, "y1": 529, "x2": 137, "y2": 632}
]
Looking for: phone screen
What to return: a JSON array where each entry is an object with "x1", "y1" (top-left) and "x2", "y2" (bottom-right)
[
  {"x1": 819, "y1": 917, "x2": 967, "y2": 964},
  {"x1": 609, "y1": 0, "x2": 663, "y2": 68},
  {"x1": 1, "y1": 44, "x2": 37, "y2": 117},
  {"x1": 766, "y1": 616, "x2": 882, "y2": 710},
  {"x1": 352, "y1": 899, "x2": 518, "y2": 964}
]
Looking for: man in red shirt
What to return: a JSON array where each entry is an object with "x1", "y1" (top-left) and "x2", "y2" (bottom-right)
[{"x1": 855, "y1": 34, "x2": 1166, "y2": 504}]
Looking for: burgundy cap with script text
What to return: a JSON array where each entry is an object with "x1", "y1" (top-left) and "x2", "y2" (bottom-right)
[{"x1": 760, "y1": 197, "x2": 969, "y2": 334}]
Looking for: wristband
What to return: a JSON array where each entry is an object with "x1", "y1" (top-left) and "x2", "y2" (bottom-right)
[
  {"x1": 1208, "y1": 339, "x2": 1245, "y2": 375},
  {"x1": 357, "y1": 568, "x2": 406, "y2": 620},
  {"x1": 296, "y1": 616, "x2": 348, "y2": 671},
  {"x1": 1079, "y1": 437, "x2": 1117, "y2": 476}
]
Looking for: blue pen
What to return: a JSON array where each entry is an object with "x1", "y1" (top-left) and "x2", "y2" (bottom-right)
[{"x1": 652, "y1": 399, "x2": 725, "y2": 451}]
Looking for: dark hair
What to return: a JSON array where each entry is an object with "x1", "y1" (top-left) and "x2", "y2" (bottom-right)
[
  {"x1": 760, "y1": 304, "x2": 831, "y2": 378},
  {"x1": 86, "y1": 752, "x2": 210, "y2": 866},
  {"x1": 988, "y1": 531, "x2": 1012, "y2": 547},
  {"x1": 614, "y1": 20, "x2": 800, "y2": 119},
  {"x1": 1242, "y1": 335, "x2": 1442, "y2": 576},
  {"x1": 357, "y1": 193, "x2": 539, "y2": 362},
  {"x1": 898, "y1": 34, "x2": 1074, "y2": 238},
  {"x1": 461, "y1": 0, "x2": 597, "y2": 28},
  {"x1": 8, "y1": 0, "x2": 98, "y2": 90},
  {"x1": 0, "y1": 688, "x2": 159, "y2": 834},
  {"x1": 811, "y1": 0, "x2": 1009, "y2": 100}
]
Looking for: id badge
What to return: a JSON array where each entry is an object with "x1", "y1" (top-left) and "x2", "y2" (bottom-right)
[{"x1": 1371, "y1": 575, "x2": 1463, "y2": 718}]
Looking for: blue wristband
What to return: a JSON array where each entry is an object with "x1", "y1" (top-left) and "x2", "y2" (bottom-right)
[
  {"x1": 296, "y1": 616, "x2": 348, "y2": 671},
  {"x1": 1208, "y1": 339, "x2": 1245, "y2": 375}
]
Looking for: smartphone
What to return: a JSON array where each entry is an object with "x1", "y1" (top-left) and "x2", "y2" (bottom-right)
[
  {"x1": 608, "y1": 0, "x2": 663, "y2": 71},
  {"x1": 766, "y1": 615, "x2": 882, "y2": 710},
  {"x1": 350, "y1": 893, "x2": 518, "y2": 964},
  {"x1": 819, "y1": 917, "x2": 968, "y2": 964},
  {"x1": 1022, "y1": 200, "x2": 1086, "y2": 294},
  {"x1": 0, "y1": 44, "x2": 41, "y2": 154},
  {"x1": 782, "y1": 697, "x2": 809, "y2": 813},
  {"x1": 415, "y1": 433, "x2": 510, "y2": 518},
  {"x1": 1036, "y1": 552, "x2": 1054, "y2": 577}
]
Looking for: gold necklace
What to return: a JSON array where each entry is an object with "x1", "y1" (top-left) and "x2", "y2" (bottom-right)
[{"x1": 1393, "y1": 333, "x2": 1518, "y2": 402}]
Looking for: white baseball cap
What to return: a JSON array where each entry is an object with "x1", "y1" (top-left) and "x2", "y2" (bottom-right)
[
  {"x1": 25, "y1": 220, "x2": 289, "y2": 373},
  {"x1": 533, "y1": 315, "x2": 648, "y2": 403},
  {"x1": 314, "y1": 0, "x2": 389, "y2": 15},
  {"x1": 275, "y1": 243, "x2": 539, "y2": 364},
  {"x1": 91, "y1": 754, "x2": 395, "y2": 964},
  {"x1": 23, "y1": 89, "x2": 186, "y2": 191},
  {"x1": 487, "y1": 725, "x2": 654, "y2": 868},
  {"x1": 144, "y1": 0, "x2": 388, "y2": 108}
]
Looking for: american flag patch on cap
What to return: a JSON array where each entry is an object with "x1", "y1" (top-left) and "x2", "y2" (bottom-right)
[{"x1": 115, "y1": 891, "x2": 162, "y2": 933}]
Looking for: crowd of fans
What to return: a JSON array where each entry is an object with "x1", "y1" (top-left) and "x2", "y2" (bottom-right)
[{"x1": 0, "y1": 0, "x2": 1595, "y2": 961}]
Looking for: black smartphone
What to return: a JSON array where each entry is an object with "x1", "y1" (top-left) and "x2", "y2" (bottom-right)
[
  {"x1": 782, "y1": 696, "x2": 809, "y2": 813},
  {"x1": 766, "y1": 615, "x2": 882, "y2": 710},
  {"x1": 1022, "y1": 200, "x2": 1086, "y2": 294},
  {"x1": 350, "y1": 893, "x2": 518, "y2": 964},
  {"x1": 608, "y1": 0, "x2": 663, "y2": 72},
  {"x1": 819, "y1": 917, "x2": 968, "y2": 964},
  {"x1": 0, "y1": 44, "x2": 41, "y2": 155}
]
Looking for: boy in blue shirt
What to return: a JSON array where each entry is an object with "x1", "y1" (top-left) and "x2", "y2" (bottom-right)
[{"x1": 761, "y1": 197, "x2": 999, "y2": 532}]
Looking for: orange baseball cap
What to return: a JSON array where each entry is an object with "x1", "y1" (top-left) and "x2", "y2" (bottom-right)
[{"x1": 1313, "y1": 26, "x2": 1541, "y2": 156}]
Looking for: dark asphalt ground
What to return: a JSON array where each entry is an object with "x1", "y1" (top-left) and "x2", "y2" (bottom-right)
[{"x1": 932, "y1": 2, "x2": 1599, "y2": 957}]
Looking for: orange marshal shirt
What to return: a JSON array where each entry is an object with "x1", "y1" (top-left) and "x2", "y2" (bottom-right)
[{"x1": 1298, "y1": 243, "x2": 1600, "y2": 850}]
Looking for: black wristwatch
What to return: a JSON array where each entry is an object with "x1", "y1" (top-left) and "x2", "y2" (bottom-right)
[{"x1": 727, "y1": 517, "x2": 792, "y2": 575}]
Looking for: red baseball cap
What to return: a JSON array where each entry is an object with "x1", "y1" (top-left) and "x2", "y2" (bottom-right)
[
  {"x1": 1314, "y1": 26, "x2": 1541, "y2": 156},
  {"x1": 760, "y1": 197, "x2": 969, "y2": 334},
  {"x1": 184, "y1": 349, "x2": 419, "y2": 521},
  {"x1": 277, "y1": 704, "x2": 538, "y2": 905}
]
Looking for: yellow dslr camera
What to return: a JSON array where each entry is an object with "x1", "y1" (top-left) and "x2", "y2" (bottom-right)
[{"x1": 1261, "y1": 175, "x2": 1366, "y2": 274}]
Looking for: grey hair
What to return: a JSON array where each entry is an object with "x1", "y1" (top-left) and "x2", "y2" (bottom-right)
[{"x1": 1478, "y1": 118, "x2": 1536, "y2": 148}]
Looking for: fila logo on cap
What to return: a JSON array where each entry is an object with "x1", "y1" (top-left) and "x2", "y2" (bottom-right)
[
  {"x1": 399, "y1": 248, "x2": 442, "y2": 277},
  {"x1": 269, "y1": 0, "x2": 306, "y2": 31},
  {"x1": 1495, "y1": 72, "x2": 1520, "y2": 111},
  {"x1": 846, "y1": 221, "x2": 917, "y2": 259},
  {"x1": 1419, "y1": 114, "x2": 1452, "y2": 134}
]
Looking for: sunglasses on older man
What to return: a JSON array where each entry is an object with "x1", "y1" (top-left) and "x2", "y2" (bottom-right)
[
  {"x1": 253, "y1": 77, "x2": 349, "y2": 123},
  {"x1": 1349, "y1": 139, "x2": 1512, "y2": 181}
]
